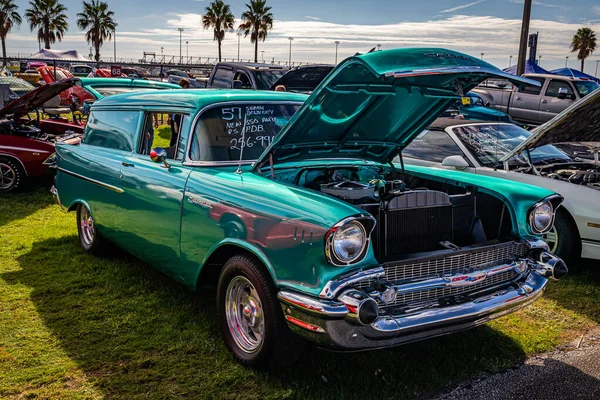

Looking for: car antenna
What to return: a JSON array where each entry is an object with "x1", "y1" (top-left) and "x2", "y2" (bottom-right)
[{"x1": 235, "y1": 111, "x2": 248, "y2": 175}]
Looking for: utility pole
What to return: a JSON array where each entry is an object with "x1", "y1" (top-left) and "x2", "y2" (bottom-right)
[
  {"x1": 565, "y1": 56, "x2": 569, "y2": 68},
  {"x1": 186, "y1": 41, "x2": 189, "y2": 60},
  {"x1": 509, "y1": 55, "x2": 513, "y2": 67},
  {"x1": 237, "y1": 33, "x2": 242, "y2": 61},
  {"x1": 538, "y1": 55, "x2": 542, "y2": 65},
  {"x1": 480, "y1": 53, "x2": 484, "y2": 60},
  {"x1": 335, "y1": 41, "x2": 340, "y2": 64},
  {"x1": 261, "y1": 50, "x2": 264, "y2": 63},
  {"x1": 516, "y1": 0, "x2": 532, "y2": 76},
  {"x1": 288, "y1": 37, "x2": 293, "y2": 65},
  {"x1": 595, "y1": 60, "x2": 599, "y2": 77},
  {"x1": 177, "y1": 28, "x2": 184, "y2": 64},
  {"x1": 377, "y1": 44, "x2": 381, "y2": 51},
  {"x1": 113, "y1": 27, "x2": 117, "y2": 62}
]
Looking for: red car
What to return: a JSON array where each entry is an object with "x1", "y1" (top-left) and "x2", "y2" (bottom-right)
[
  {"x1": 37, "y1": 66, "x2": 94, "y2": 106},
  {"x1": 0, "y1": 79, "x2": 82, "y2": 192}
]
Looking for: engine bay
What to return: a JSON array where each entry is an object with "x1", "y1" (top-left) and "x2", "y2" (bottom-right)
[
  {"x1": 273, "y1": 165, "x2": 515, "y2": 260},
  {"x1": 0, "y1": 118, "x2": 81, "y2": 144},
  {"x1": 538, "y1": 163, "x2": 600, "y2": 191}
]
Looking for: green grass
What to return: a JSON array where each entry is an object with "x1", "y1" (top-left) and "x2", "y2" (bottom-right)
[{"x1": 1, "y1": 185, "x2": 599, "y2": 399}]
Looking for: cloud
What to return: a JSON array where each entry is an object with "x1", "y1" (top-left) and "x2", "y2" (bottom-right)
[
  {"x1": 304, "y1": 16, "x2": 320, "y2": 21},
  {"x1": 594, "y1": 6, "x2": 600, "y2": 16},
  {"x1": 441, "y1": 0, "x2": 486, "y2": 14},
  {"x1": 509, "y1": 0, "x2": 568, "y2": 10}
]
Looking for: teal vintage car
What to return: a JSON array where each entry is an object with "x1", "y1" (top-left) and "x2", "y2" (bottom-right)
[{"x1": 52, "y1": 48, "x2": 568, "y2": 369}]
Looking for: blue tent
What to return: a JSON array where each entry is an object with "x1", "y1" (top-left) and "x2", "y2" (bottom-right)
[
  {"x1": 549, "y1": 67, "x2": 600, "y2": 84},
  {"x1": 502, "y1": 60, "x2": 552, "y2": 75}
]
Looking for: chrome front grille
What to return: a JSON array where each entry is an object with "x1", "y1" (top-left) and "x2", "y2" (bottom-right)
[{"x1": 356, "y1": 241, "x2": 529, "y2": 308}]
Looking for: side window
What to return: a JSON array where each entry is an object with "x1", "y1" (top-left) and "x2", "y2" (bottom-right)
[
  {"x1": 211, "y1": 67, "x2": 234, "y2": 88},
  {"x1": 545, "y1": 80, "x2": 575, "y2": 98},
  {"x1": 138, "y1": 112, "x2": 188, "y2": 160},
  {"x1": 403, "y1": 130, "x2": 466, "y2": 163},
  {"x1": 189, "y1": 103, "x2": 301, "y2": 162},
  {"x1": 517, "y1": 77, "x2": 545, "y2": 95},
  {"x1": 233, "y1": 71, "x2": 252, "y2": 89},
  {"x1": 83, "y1": 110, "x2": 139, "y2": 151}
]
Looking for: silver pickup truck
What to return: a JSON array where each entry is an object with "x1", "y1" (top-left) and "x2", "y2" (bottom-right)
[{"x1": 472, "y1": 73, "x2": 599, "y2": 125}]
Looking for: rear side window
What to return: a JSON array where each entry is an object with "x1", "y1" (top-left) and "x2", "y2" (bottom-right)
[
  {"x1": 83, "y1": 110, "x2": 140, "y2": 152},
  {"x1": 517, "y1": 77, "x2": 545, "y2": 95},
  {"x1": 189, "y1": 103, "x2": 301, "y2": 162},
  {"x1": 211, "y1": 67, "x2": 234, "y2": 88}
]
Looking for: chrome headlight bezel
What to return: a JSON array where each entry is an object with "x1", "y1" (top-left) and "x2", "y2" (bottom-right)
[
  {"x1": 528, "y1": 200, "x2": 555, "y2": 234},
  {"x1": 325, "y1": 216, "x2": 375, "y2": 266}
]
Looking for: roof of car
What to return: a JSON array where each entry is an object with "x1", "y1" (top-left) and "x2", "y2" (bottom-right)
[
  {"x1": 93, "y1": 89, "x2": 308, "y2": 110},
  {"x1": 523, "y1": 73, "x2": 586, "y2": 81},
  {"x1": 215, "y1": 62, "x2": 288, "y2": 70},
  {"x1": 429, "y1": 118, "x2": 505, "y2": 130},
  {"x1": 78, "y1": 77, "x2": 179, "y2": 88}
]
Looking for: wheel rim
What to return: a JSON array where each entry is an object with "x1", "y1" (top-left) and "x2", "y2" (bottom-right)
[
  {"x1": 544, "y1": 227, "x2": 559, "y2": 253},
  {"x1": 79, "y1": 206, "x2": 95, "y2": 247},
  {"x1": 225, "y1": 276, "x2": 265, "y2": 354},
  {"x1": 0, "y1": 163, "x2": 16, "y2": 190}
]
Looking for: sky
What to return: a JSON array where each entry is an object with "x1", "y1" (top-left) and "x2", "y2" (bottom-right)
[{"x1": 6, "y1": 0, "x2": 600, "y2": 75}]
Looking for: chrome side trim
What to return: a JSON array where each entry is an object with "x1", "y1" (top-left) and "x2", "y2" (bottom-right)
[
  {"x1": 319, "y1": 266, "x2": 385, "y2": 299},
  {"x1": 0, "y1": 145, "x2": 52, "y2": 154},
  {"x1": 278, "y1": 291, "x2": 348, "y2": 318},
  {"x1": 58, "y1": 167, "x2": 124, "y2": 193}
]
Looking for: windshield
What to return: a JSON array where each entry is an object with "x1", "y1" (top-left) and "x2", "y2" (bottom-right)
[
  {"x1": 254, "y1": 69, "x2": 287, "y2": 90},
  {"x1": 574, "y1": 81, "x2": 600, "y2": 97},
  {"x1": 452, "y1": 124, "x2": 572, "y2": 167}
]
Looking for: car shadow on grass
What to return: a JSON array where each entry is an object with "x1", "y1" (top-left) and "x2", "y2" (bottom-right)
[
  {"x1": 5, "y1": 236, "x2": 531, "y2": 400},
  {"x1": 0, "y1": 179, "x2": 54, "y2": 229}
]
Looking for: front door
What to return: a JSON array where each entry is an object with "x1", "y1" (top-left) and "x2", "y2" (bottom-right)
[
  {"x1": 538, "y1": 79, "x2": 577, "y2": 123},
  {"x1": 116, "y1": 110, "x2": 193, "y2": 279}
]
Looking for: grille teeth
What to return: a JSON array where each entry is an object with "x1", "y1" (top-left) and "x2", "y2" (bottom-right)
[{"x1": 357, "y1": 241, "x2": 529, "y2": 308}]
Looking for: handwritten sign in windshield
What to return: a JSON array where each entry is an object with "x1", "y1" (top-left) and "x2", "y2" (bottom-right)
[{"x1": 189, "y1": 103, "x2": 300, "y2": 162}]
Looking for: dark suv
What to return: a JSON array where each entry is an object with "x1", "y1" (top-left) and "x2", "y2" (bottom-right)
[{"x1": 207, "y1": 62, "x2": 289, "y2": 90}]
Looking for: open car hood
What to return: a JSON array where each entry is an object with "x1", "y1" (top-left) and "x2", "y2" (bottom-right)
[
  {"x1": 0, "y1": 78, "x2": 78, "y2": 118},
  {"x1": 500, "y1": 87, "x2": 600, "y2": 162},
  {"x1": 253, "y1": 48, "x2": 539, "y2": 168},
  {"x1": 269, "y1": 65, "x2": 335, "y2": 92}
]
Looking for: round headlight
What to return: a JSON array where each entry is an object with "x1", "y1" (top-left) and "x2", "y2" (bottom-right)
[
  {"x1": 332, "y1": 222, "x2": 366, "y2": 263},
  {"x1": 530, "y1": 202, "x2": 554, "y2": 233}
]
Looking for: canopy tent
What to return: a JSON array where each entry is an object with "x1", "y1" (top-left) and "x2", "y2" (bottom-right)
[
  {"x1": 549, "y1": 67, "x2": 600, "y2": 84},
  {"x1": 502, "y1": 60, "x2": 551, "y2": 75},
  {"x1": 28, "y1": 49, "x2": 90, "y2": 61}
]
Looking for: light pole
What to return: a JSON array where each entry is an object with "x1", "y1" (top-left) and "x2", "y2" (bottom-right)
[
  {"x1": 377, "y1": 44, "x2": 381, "y2": 51},
  {"x1": 516, "y1": 0, "x2": 532, "y2": 76},
  {"x1": 113, "y1": 27, "x2": 117, "y2": 62},
  {"x1": 261, "y1": 50, "x2": 264, "y2": 63},
  {"x1": 177, "y1": 28, "x2": 184, "y2": 64},
  {"x1": 288, "y1": 37, "x2": 293, "y2": 65},
  {"x1": 237, "y1": 33, "x2": 242, "y2": 61},
  {"x1": 509, "y1": 55, "x2": 513, "y2": 67},
  {"x1": 186, "y1": 41, "x2": 189, "y2": 60},
  {"x1": 538, "y1": 55, "x2": 542, "y2": 65},
  {"x1": 335, "y1": 41, "x2": 340, "y2": 64},
  {"x1": 480, "y1": 53, "x2": 484, "y2": 60},
  {"x1": 595, "y1": 60, "x2": 599, "y2": 77},
  {"x1": 565, "y1": 56, "x2": 569, "y2": 68}
]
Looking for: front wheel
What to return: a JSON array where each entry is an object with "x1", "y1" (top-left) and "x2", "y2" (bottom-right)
[
  {"x1": 217, "y1": 254, "x2": 304, "y2": 369},
  {"x1": 544, "y1": 208, "x2": 581, "y2": 272}
]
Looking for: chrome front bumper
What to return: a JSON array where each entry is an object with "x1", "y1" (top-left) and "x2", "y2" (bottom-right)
[{"x1": 278, "y1": 247, "x2": 564, "y2": 351}]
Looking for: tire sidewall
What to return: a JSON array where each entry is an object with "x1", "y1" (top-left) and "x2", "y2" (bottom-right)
[
  {"x1": 76, "y1": 204, "x2": 96, "y2": 252},
  {"x1": 552, "y1": 208, "x2": 581, "y2": 270},
  {"x1": 0, "y1": 158, "x2": 24, "y2": 193}
]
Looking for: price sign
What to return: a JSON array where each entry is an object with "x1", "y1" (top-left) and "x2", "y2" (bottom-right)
[{"x1": 111, "y1": 65, "x2": 122, "y2": 77}]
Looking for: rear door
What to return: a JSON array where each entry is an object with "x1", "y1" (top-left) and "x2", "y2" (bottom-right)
[
  {"x1": 538, "y1": 79, "x2": 577, "y2": 123},
  {"x1": 210, "y1": 65, "x2": 235, "y2": 88},
  {"x1": 509, "y1": 77, "x2": 545, "y2": 123}
]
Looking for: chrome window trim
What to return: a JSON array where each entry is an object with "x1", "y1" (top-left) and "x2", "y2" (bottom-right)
[
  {"x1": 58, "y1": 167, "x2": 124, "y2": 193},
  {"x1": 184, "y1": 100, "x2": 305, "y2": 165}
]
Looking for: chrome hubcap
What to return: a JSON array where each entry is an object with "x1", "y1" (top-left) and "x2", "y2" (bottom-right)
[
  {"x1": 79, "y1": 207, "x2": 95, "y2": 246},
  {"x1": 225, "y1": 276, "x2": 265, "y2": 353},
  {"x1": 0, "y1": 163, "x2": 16, "y2": 189},
  {"x1": 544, "y1": 227, "x2": 559, "y2": 253}
]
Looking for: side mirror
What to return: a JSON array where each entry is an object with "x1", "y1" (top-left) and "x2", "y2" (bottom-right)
[
  {"x1": 232, "y1": 80, "x2": 243, "y2": 89},
  {"x1": 557, "y1": 87, "x2": 569, "y2": 100},
  {"x1": 150, "y1": 147, "x2": 170, "y2": 168},
  {"x1": 442, "y1": 155, "x2": 469, "y2": 170},
  {"x1": 485, "y1": 102, "x2": 491, "y2": 107}
]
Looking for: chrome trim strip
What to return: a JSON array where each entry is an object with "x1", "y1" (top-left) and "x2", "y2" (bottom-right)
[
  {"x1": 58, "y1": 167, "x2": 124, "y2": 193},
  {"x1": 319, "y1": 266, "x2": 385, "y2": 299},
  {"x1": 0, "y1": 145, "x2": 52, "y2": 154},
  {"x1": 184, "y1": 100, "x2": 305, "y2": 165},
  {"x1": 278, "y1": 291, "x2": 348, "y2": 318}
]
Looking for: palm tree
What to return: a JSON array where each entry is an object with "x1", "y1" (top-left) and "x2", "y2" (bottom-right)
[
  {"x1": 238, "y1": 0, "x2": 273, "y2": 63},
  {"x1": 76, "y1": 0, "x2": 116, "y2": 62},
  {"x1": 571, "y1": 27, "x2": 596, "y2": 72},
  {"x1": 24, "y1": 0, "x2": 68, "y2": 50},
  {"x1": 201, "y1": 0, "x2": 235, "y2": 63},
  {"x1": 0, "y1": 0, "x2": 21, "y2": 66}
]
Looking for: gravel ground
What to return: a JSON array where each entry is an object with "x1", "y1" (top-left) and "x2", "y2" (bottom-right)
[{"x1": 432, "y1": 328, "x2": 600, "y2": 400}]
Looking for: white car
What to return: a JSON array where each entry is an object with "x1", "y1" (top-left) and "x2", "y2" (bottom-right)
[{"x1": 403, "y1": 89, "x2": 600, "y2": 269}]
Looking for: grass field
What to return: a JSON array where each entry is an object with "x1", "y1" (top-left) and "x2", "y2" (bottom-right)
[{"x1": 1, "y1": 185, "x2": 599, "y2": 399}]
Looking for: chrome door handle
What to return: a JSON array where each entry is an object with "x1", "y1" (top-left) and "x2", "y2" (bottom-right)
[
  {"x1": 122, "y1": 162, "x2": 135, "y2": 167},
  {"x1": 515, "y1": 96, "x2": 522, "y2": 101},
  {"x1": 541, "y1": 100, "x2": 548, "y2": 104}
]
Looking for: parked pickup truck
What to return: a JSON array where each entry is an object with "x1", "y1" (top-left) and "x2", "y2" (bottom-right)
[{"x1": 472, "y1": 73, "x2": 599, "y2": 125}]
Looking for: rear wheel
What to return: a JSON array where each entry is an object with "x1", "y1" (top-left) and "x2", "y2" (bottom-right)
[
  {"x1": 217, "y1": 254, "x2": 304, "y2": 369},
  {"x1": 76, "y1": 204, "x2": 106, "y2": 255},
  {"x1": 0, "y1": 158, "x2": 25, "y2": 193},
  {"x1": 544, "y1": 208, "x2": 581, "y2": 272}
]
